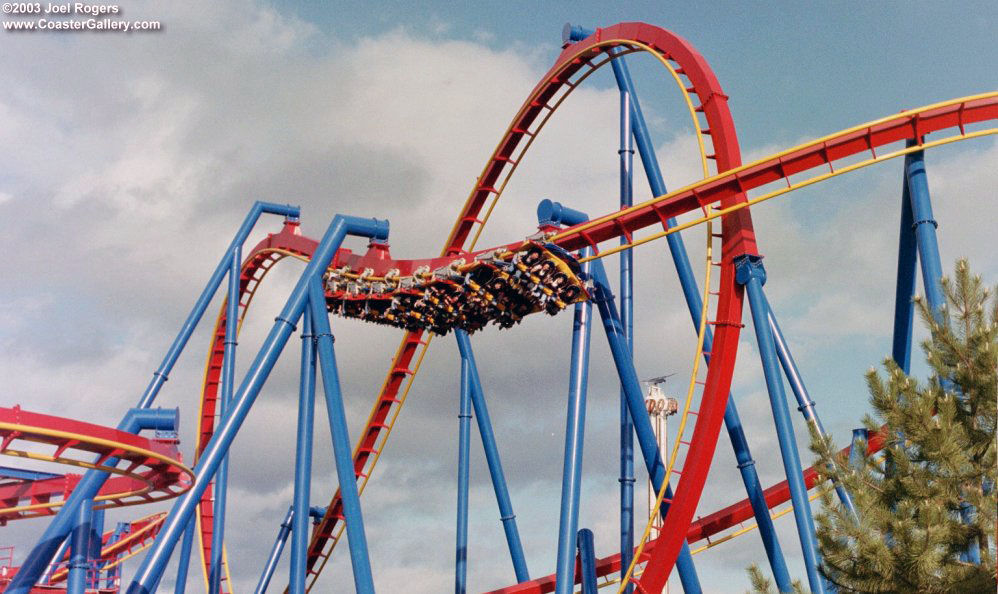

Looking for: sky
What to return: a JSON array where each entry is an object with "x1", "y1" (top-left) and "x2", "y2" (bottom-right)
[{"x1": 1, "y1": 0, "x2": 996, "y2": 592}]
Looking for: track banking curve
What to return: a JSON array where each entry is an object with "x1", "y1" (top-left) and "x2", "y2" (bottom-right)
[
  {"x1": 0, "y1": 407, "x2": 191, "y2": 523},
  {"x1": 187, "y1": 20, "x2": 998, "y2": 593}
]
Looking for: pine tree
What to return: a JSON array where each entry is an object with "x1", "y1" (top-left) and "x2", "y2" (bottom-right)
[
  {"x1": 746, "y1": 563, "x2": 808, "y2": 594},
  {"x1": 809, "y1": 259, "x2": 997, "y2": 592}
]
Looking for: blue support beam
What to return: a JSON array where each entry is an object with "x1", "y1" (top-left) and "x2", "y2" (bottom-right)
[
  {"x1": 848, "y1": 429, "x2": 868, "y2": 470},
  {"x1": 307, "y1": 276, "x2": 375, "y2": 594},
  {"x1": 764, "y1": 296, "x2": 856, "y2": 517},
  {"x1": 102, "y1": 522, "x2": 129, "y2": 590},
  {"x1": 617, "y1": 78, "x2": 637, "y2": 594},
  {"x1": 891, "y1": 173, "x2": 919, "y2": 373},
  {"x1": 210, "y1": 246, "x2": 242, "y2": 594},
  {"x1": 173, "y1": 516, "x2": 196, "y2": 594},
  {"x1": 67, "y1": 496, "x2": 93, "y2": 594},
  {"x1": 89, "y1": 508, "x2": 105, "y2": 580},
  {"x1": 254, "y1": 508, "x2": 295, "y2": 594},
  {"x1": 555, "y1": 248, "x2": 593, "y2": 594},
  {"x1": 8, "y1": 202, "x2": 298, "y2": 594},
  {"x1": 137, "y1": 201, "x2": 300, "y2": 410},
  {"x1": 904, "y1": 142, "x2": 945, "y2": 316},
  {"x1": 577, "y1": 529, "x2": 598, "y2": 594},
  {"x1": 903, "y1": 142, "x2": 980, "y2": 565},
  {"x1": 736, "y1": 255, "x2": 825, "y2": 594},
  {"x1": 455, "y1": 354, "x2": 472, "y2": 594},
  {"x1": 125, "y1": 214, "x2": 387, "y2": 594},
  {"x1": 587, "y1": 258, "x2": 702, "y2": 594},
  {"x1": 290, "y1": 308, "x2": 317, "y2": 594},
  {"x1": 563, "y1": 25, "x2": 795, "y2": 589},
  {"x1": 455, "y1": 330, "x2": 531, "y2": 583}
]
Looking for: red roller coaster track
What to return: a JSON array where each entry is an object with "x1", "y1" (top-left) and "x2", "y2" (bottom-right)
[{"x1": 188, "y1": 21, "x2": 998, "y2": 593}]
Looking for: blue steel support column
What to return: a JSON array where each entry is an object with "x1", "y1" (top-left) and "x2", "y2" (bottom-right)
[
  {"x1": 174, "y1": 516, "x2": 196, "y2": 594},
  {"x1": 555, "y1": 248, "x2": 593, "y2": 594},
  {"x1": 904, "y1": 141, "x2": 945, "y2": 315},
  {"x1": 591, "y1": 262, "x2": 701, "y2": 592},
  {"x1": 891, "y1": 175, "x2": 919, "y2": 372},
  {"x1": 126, "y1": 214, "x2": 388, "y2": 594},
  {"x1": 588, "y1": 259, "x2": 701, "y2": 594},
  {"x1": 290, "y1": 308, "x2": 316, "y2": 594},
  {"x1": 89, "y1": 508, "x2": 105, "y2": 580},
  {"x1": 538, "y1": 199, "x2": 703, "y2": 592},
  {"x1": 308, "y1": 277, "x2": 375, "y2": 594},
  {"x1": 736, "y1": 255, "x2": 825, "y2": 594},
  {"x1": 577, "y1": 529, "x2": 597, "y2": 594},
  {"x1": 254, "y1": 507, "x2": 295, "y2": 594},
  {"x1": 8, "y1": 408, "x2": 177, "y2": 594},
  {"x1": 905, "y1": 142, "x2": 980, "y2": 564},
  {"x1": 67, "y1": 496, "x2": 93, "y2": 594},
  {"x1": 137, "y1": 201, "x2": 300, "y2": 410},
  {"x1": 455, "y1": 355, "x2": 472, "y2": 593},
  {"x1": 616, "y1": 76, "x2": 637, "y2": 594},
  {"x1": 565, "y1": 26, "x2": 794, "y2": 589},
  {"x1": 454, "y1": 330, "x2": 531, "y2": 583},
  {"x1": 763, "y1": 295, "x2": 856, "y2": 516},
  {"x1": 720, "y1": 403, "x2": 793, "y2": 591},
  {"x1": 8, "y1": 203, "x2": 298, "y2": 594},
  {"x1": 210, "y1": 246, "x2": 242, "y2": 594}
]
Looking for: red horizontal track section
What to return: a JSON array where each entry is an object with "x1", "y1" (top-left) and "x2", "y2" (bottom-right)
[
  {"x1": 236, "y1": 95, "x2": 998, "y2": 282},
  {"x1": 0, "y1": 473, "x2": 160, "y2": 524},
  {"x1": 554, "y1": 95, "x2": 997, "y2": 255},
  {"x1": 486, "y1": 431, "x2": 889, "y2": 593},
  {"x1": 0, "y1": 406, "x2": 180, "y2": 459},
  {"x1": 0, "y1": 406, "x2": 187, "y2": 523}
]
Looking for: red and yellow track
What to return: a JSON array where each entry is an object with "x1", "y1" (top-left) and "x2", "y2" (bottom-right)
[
  {"x1": 187, "y1": 21, "x2": 996, "y2": 594},
  {"x1": 0, "y1": 406, "x2": 191, "y2": 523}
]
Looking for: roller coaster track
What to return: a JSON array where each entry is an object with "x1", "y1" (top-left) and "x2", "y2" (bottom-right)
[
  {"x1": 45, "y1": 512, "x2": 166, "y2": 584},
  {"x1": 0, "y1": 513, "x2": 166, "y2": 591},
  {"x1": 0, "y1": 406, "x2": 192, "y2": 523},
  {"x1": 188, "y1": 20, "x2": 998, "y2": 592}
]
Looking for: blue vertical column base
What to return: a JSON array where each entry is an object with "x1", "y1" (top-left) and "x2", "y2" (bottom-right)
[
  {"x1": 455, "y1": 330, "x2": 531, "y2": 583},
  {"x1": 555, "y1": 259, "x2": 593, "y2": 594},
  {"x1": 577, "y1": 529, "x2": 598, "y2": 594}
]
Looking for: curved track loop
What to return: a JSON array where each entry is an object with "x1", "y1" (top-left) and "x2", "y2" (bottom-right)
[
  {"x1": 0, "y1": 406, "x2": 191, "y2": 522},
  {"x1": 315, "y1": 23, "x2": 757, "y2": 591},
  {"x1": 439, "y1": 23, "x2": 759, "y2": 593},
  {"x1": 188, "y1": 19, "x2": 998, "y2": 591}
]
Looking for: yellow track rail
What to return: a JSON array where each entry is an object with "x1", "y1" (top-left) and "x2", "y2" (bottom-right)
[{"x1": 0, "y1": 423, "x2": 193, "y2": 516}]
